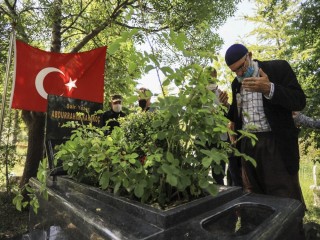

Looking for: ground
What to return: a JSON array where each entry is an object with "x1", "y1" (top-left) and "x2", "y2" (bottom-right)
[{"x1": 0, "y1": 191, "x2": 29, "y2": 240}]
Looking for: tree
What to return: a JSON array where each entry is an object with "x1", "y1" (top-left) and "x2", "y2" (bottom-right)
[
  {"x1": 241, "y1": 0, "x2": 320, "y2": 146},
  {"x1": 290, "y1": 0, "x2": 320, "y2": 145},
  {"x1": 0, "y1": 0, "x2": 240, "y2": 189},
  {"x1": 242, "y1": 0, "x2": 301, "y2": 60}
]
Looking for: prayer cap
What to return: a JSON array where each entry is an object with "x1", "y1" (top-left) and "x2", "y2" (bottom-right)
[{"x1": 225, "y1": 44, "x2": 248, "y2": 66}]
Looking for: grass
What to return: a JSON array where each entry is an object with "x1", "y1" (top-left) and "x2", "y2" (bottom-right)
[
  {"x1": 0, "y1": 157, "x2": 319, "y2": 239},
  {"x1": 299, "y1": 159, "x2": 320, "y2": 225}
]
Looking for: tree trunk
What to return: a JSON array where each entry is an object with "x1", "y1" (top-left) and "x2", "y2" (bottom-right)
[
  {"x1": 19, "y1": 112, "x2": 45, "y2": 187},
  {"x1": 19, "y1": 0, "x2": 62, "y2": 188},
  {"x1": 12, "y1": 110, "x2": 19, "y2": 146}
]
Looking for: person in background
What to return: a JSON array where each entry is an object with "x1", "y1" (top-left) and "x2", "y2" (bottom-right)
[
  {"x1": 225, "y1": 43, "x2": 306, "y2": 208},
  {"x1": 138, "y1": 87, "x2": 153, "y2": 112},
  {"x1": 293, "y1": 111, "x2": 320, "y2": 129},
  {"x1": 102, "y1": 94, "x2": 126, "y2": 135}
]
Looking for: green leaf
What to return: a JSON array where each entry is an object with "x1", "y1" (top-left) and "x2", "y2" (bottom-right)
[
  {"x1": 100, "y1": 171, "x2": 110, "y2": 190},
  {"x1": 25, "y1": 185, "x2": 33, "y2": 193},
  {"x1": 160, "y1": 66, "x2": 174, "y2": 75},
  {"x1": 206, "y1": 184, "x2": 217, "y2": 196},
  {"x1": 156, "y1": 131, "x2": 166, "y2": 140},
  {"x1": 199, "y1": 178, "x2": 209, "y2": 188},
  {"x1": 202, "y1": 157, "x2": 212, "y2": 168},
  {"x1": 161, "y1": 164, "x2": 173, "y2": 174},
  {"x1": 128, "y1": 61, "x2": 137, "y2": 74},
  {"x1": 166, "y1": 151, "x2": 174, "y2": 163},
  {"x1": 114, "y1": 182, "x2": 121, "y2": 194},
  {"x1": 149, "y1": 55, "x2": 160, "y2": 66},
  {"x1": 108, "y1": 42, "x2": 121, "y2": 55},
  {"x1": 162, "y1": 79, "x2": 171, "y2": 86},
  {"x1": 134, "y1": 183, "x2": 144, "y2": 198},
  {"x1": 30, "y1": 197, "x2": 39, "y2": 214},
  {"x1": 12, "y1": 194, "x2": 23, "y2": 212},
  {"x1": 128, "y1": 158, "x2": 136, "y2": 164},
  {"x1": 145, "y1": 65, "x2": 155, "y2": 73},
  {"x1": 166, "y1": 174, "x2": 178, "y2": 186},
  {"x1": 126, "y1": 95, "x2": 139, "y2": 104}
]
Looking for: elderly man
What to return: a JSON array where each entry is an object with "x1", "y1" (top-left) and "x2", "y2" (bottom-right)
[{"x1": 225, "y1": 43, "x2": 306, "y2": 206}]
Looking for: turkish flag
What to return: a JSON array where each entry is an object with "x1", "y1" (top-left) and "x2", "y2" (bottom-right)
[{"x1": 11, "y1": 39, "x2": 107, "y2": 112}]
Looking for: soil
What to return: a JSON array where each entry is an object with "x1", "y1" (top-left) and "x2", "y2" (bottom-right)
[{"x1": 0, "y1": 191, "x2": 29, "y2": 240}]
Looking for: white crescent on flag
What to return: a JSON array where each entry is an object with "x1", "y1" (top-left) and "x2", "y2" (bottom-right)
[{"x1": 35, "y1": 67, "x2": 64, "y2": 99}]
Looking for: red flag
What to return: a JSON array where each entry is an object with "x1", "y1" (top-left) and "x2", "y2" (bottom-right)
[{"x1": 11, "y1": 39, "x2": 107, "y2": 112}]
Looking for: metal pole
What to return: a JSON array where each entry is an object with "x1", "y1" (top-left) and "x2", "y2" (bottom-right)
[
  {"x1": 0, "y1": 32, "x2": 15, "y2": 193},
  {"x1": 0, "y1": 31, "x2": 15, "y2": 143}
]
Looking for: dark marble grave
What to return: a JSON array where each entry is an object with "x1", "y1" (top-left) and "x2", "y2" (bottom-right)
[{"x1": 24, "y1": 176, "x2": 305, "y2": 240}]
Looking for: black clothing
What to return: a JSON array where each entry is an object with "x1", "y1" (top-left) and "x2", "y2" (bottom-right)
[
  {"x1": 228, "y1": 155, "x2": 243, "y2": 187},
  {"x1": 241, "y1": 132, "x2": 305, "y2": 207},
  {"x1": 227, "y1": 59, "x2": 306, "y2": 174},
  {"x1": 102, "y1": 110, "x2": 126, "y2": 134},
  {"x1": 227, "y1": 59, "x2": 306, "y2": 206}
]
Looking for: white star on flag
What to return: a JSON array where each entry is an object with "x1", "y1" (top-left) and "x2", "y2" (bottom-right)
[{"x1": 65, "y1": 78, "x2": 77, "y2": 91}]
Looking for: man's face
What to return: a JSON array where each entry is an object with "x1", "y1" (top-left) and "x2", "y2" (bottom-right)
[
  {"x1": 112, "y1": 100, "x2": 122, "y2": 112},
  {"x1": 228, "y1": 53, "x2": 250, "y2": 77}
]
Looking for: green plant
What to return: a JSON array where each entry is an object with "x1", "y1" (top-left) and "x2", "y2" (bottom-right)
[
  {"x1": 54, "y1": 65, "x2": 255, "y2": 209},
  {"x1": 12, "y1": 158, "x2": 48, "y2": 214}
]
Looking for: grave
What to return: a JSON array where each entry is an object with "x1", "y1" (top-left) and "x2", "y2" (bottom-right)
[{"x1": 24, "y1": 176, "x2": 305, "y2": 240}]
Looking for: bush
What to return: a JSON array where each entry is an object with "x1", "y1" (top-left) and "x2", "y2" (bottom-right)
[{"x1": 55, "y1": 66, "x2": 253, "y2": 209}]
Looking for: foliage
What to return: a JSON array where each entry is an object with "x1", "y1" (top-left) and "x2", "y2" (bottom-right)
[
  {"x1": 242, "y1": 0, "x2": 301, "y2": 60},
  {"x1": 0, "y1": 0, "x2": 241, "y2": 190},
  {"x1": 53, "y1": 65, "x2": 254, "y2": 209},
  {"x1": 0, "y1": 110, "x2": 24, "y2": 191},
  {"x1": 242, "y1": 0, "x2": 320, "y2": 149},
  {"x1": 289, "y1": 0, "x2": 320, "y2": 148},
  {"x1": 12, "y1": 157, "x2": 49, "y2": 214}
]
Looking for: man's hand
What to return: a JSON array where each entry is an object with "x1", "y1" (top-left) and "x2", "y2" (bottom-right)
[
  {"x1": 242, "y1": 68, "x2": 271, "y2": 95},
  {"x1": 228, "y1": 122, "x2": 236, "y2": 145},
  {"x1": 218, "y1": 90, "x2": 229, "y2": 108}
]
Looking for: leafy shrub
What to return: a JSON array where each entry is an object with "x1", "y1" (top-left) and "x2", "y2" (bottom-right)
[{"x1": 54, "y1": 66, "x2": 253, "y2": 209}]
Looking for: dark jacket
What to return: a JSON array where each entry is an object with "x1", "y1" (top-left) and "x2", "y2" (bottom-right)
[
  {"x1": 227, "y1": 59, "x2": 306, "y2": 174},
  {"x1": 102, "y1": 110, "x2": 126, "y2": 134}
]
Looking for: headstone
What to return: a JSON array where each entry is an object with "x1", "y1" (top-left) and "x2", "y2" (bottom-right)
[{"x1": 45, "y1": 95, "x2": 102, "y2": 175}]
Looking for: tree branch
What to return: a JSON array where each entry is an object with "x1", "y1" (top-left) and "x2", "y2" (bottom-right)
[
  {"x1": 61, "y1": 0, "x2": 95, "y2": 35},
  {"x1": 4, "y1": 0, "x2": 29, "y2": 41},
  {"x1": 71, "y1": 0, "x2": 138, "y2": 53},
  {"x1": 114, "y1": 20, "x2": 169, "y2": 32}
]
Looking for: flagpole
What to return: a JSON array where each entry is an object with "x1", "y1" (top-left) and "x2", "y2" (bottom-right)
[
  {"x1": 0, "y1": 31, "x2": 15, "y2": 142},
  {"x1": 0, "y1": 31, "x2": 14, "y2": 193}
]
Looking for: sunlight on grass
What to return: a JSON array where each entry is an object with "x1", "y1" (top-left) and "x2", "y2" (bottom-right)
[
  {"x1": 300, "y1": 159, "x2": 320, "y2": 224},
  {"x1": 0, "y1": 145, "x2": 26, "y2": 186}
]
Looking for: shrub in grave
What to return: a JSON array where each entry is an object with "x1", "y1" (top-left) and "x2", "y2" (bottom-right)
[{"x1": 54, "y1": 69, "x2": 255, "y2": 209}]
